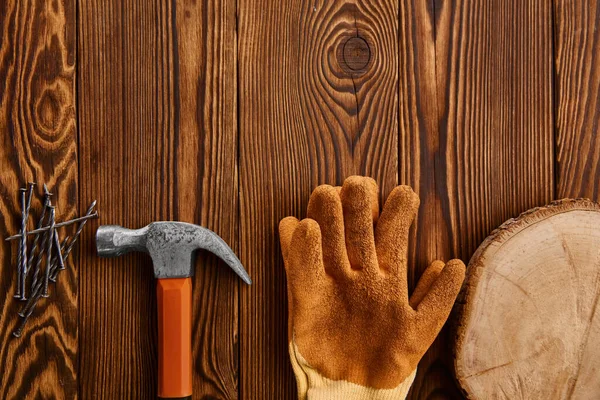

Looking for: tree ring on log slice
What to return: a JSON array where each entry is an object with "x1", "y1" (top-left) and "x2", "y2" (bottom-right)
[{"x1": 453, "y1": 198, "x2": 600, "y2": 399}]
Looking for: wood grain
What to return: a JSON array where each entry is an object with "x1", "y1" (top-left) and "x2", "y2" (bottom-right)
[
  {"x1": 0, "y1": 0, "x2": 78, "y2": 398},
  {"x1": 238, "y1": 0, "x2": 398, "y2": 397},
  {"x1": 554, "y1": 0, "x2": 600, "y2": 201},
  {"x1": 399, "y1": 0, "x2": 555, "y2": 398},
  {"x1": 78, "y1": 0, "x2": 167, "y2": 396},
  {"x1": 2, "y1": 0, "x2": 599, "y2": 396},
  {"x1": 176, "y1": 0, "x2": 240, "y2": 397},
  {"x1": 455, "y1": 199, "x2": 600, "y2": 399},
  {"x1": 77, "y1": 0, "x2": 238, "y2": 397}
]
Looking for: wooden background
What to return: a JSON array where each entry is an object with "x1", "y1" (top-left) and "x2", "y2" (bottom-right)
[{"x1": 0, "y1": 0, "x2": 598, "y2": 398}]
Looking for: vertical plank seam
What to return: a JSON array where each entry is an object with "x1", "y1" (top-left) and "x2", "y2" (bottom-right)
[
  {"x1": 171, "y1": 0, "x2": 180, "y2": 222},
  {"x1": 430, "y1": 0, "x2": 440, "y2": 261},
  {"x1": 396, "y1": 0, "x2": 401, "y2": 193},
  {"x1": 120, "y1": 0, "x2": 127, "y2": 226},
  {"x1": 75, "y1": 0, "x2": 82, "y2": 396},
  {"x1": 550, "y1": 0, "x2": 558, "y2": 201},
  {"x1": 235, "y1": 0, "x2": 242, "y2": 397}
]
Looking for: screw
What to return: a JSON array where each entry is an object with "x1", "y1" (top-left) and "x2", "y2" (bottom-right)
[{"x1": 42, "y1": 207, "x2": 55, "y2": 298}]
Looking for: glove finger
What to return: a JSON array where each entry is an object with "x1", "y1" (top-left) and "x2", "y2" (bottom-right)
[
  {"x1": 409, "y1": 260, "x2": 444, "y2": 309},
  {"x1": 279, "y1": 216, "x2": 300, "y2": 342},
  {"x1": 286, "y1": 218, "x2": 326, "y2": 290},
  {"x1": 415, "y1": 259, "x2": 466, "y2": 335},
  {"x1": 340, "y1": 176, "x2": 379, "y2": 271},
  {"x1": 279, "y1": 216, "x2": 299, "y2": 268},
  {"x1": 307, "y1": 185, "x2": 351, "y2": 276},
  {"x1": 285, "y1": 219, "x2": 327, "y2": 341},
  {"x1": 375, "y1": 185, "x2": 419, "y2": 277}
]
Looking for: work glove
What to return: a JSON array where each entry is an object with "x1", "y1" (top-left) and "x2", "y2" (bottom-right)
[{"x1": 279, "y1": 176, "x2": 466, "y2": 400}]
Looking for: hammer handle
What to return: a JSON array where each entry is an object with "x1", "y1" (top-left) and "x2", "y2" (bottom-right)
[{"x1": 157, "y1": 278, "x2": 193, "y2": 399}]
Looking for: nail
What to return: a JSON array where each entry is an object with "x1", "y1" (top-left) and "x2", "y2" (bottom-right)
[
  {"x1": 13, "y1": 288, "x2": 41, "y2": 338},
  {"x1": 24, "y1": 182, "x2": 35, "y2": 219},
  {"x1": 34, "y1": 201, "x2": 96, "y2": 287},
  {"x1": 69, "y1": 201, "x2": 97, "y2": 249},
  {"x1": 42, "y1": 207, "x2": 55, "y2": 298},
  {"x1": 18, "y1": 290, "x2": 36, "y2": 318},
  {"x1": 53, "y1": 230, "x2": 65, "y2": 270},
  {"x1": 20, "y1": 236, "x2": 69, "y2": 317},
  {"x1": 17, "y1": 189, "x2": 28, "y2": 300},
  {"x1": 16, "y1": 199, "x2": 98, "y2": 322},
  {"x1": 27, "y1": 187, "x2": 52, "y2": 271},
  {"x1": 5, "y1": 213, "x2": 99, "y2": 241},
  {"x1": 50, "y1": 236, "x2": 70, "y2": 283},
  {"x1": 57, "y1": 200, "x2": 96, "y2": 262},
  {"x1": 14, "y1": 189, "x2": 24, "y2": 298},
  {"x1": 19, "y1": 183, "x2": 35, "y2": 287},
  {"x1": 29, "y1": 219, "x2": 50, "y2": 298},
  {"x1": 49, "y1": 201, "x2": 96, "y2": 283},
  {"x1": 43, "y1": 183, "x2": 51, "y2": 196},
  {"x1": 18, "y1": 271, "x2": 43, "y2": 317}
]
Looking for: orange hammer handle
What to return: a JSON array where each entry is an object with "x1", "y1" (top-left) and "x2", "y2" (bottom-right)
[{"x1": 157, "y1": 277, "x2": 193, "y2": 399}]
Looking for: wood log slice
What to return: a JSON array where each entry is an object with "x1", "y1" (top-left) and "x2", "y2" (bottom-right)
[{"x1": 454, "y1": 199, "x2": 600, "y2": 399}]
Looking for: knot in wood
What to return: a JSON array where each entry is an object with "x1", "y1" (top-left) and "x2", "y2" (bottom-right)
[{"x1": 342, "y1": 37, "x2": 370, "y2": 71}]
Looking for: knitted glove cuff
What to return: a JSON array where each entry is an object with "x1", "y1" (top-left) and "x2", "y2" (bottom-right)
[{"x1": 289, "y1": 340, "x2": 416, "y2": 400}]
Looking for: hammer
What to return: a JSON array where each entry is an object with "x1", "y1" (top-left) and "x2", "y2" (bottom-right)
[{"x1": 96, "y1": 221, "x2": 251, "y2": 399}]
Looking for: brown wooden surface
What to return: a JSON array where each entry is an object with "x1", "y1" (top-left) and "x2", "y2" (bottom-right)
[
  {"x1": 554, "y1": 0, "x2": 600, "y2": 201},
  {"x1": 77, "y1": 0, "x2": 238, "y2": 398},
  {"x1": 0, "y1": 0, "x2": 597, "y2": 398},
  {"x1": 237, "y1": 0, "x2": 399, "y2": 397},
  {"x1": 0, "y1": 0, "x2": 78, "y2": 398},
  {"x1": 401, "y1": 1, "x2": 555, "y2": 397}
]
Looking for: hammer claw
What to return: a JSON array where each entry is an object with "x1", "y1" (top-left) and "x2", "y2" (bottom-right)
[
  {"x1": 96, "y1": 222, "x2": 252, "y2": 283},
  {"x1": 192, "y1": 225, "x2": 252, "y2": 285}
]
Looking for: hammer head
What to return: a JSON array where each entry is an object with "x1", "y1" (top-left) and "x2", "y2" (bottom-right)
[{"x1": 96, "y1": 222, "x2": 251, "y2": 283}]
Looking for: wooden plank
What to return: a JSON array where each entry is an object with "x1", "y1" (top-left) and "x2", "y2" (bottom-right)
[
  {"x1": 176, "y1": 0, "x2": 240, "y2": 397},
  {"x1": 0, "y1": 0, "x2": 78, "y2": 398},
  {"x1": 78, "y1": 1, "x2": 170, "y2": 396},
  {"x1": 399, "y1": 0, "x2": 554, "y2": 398},
  {"x1": 77, "y1": 0, "x2": 238, "y2": 397},
  {"x1": 238, "y1": 0, "x2": 398, "y2": 397},
  {"x1": 554, "y1": 0, "x2": 600, "y2": 200}
]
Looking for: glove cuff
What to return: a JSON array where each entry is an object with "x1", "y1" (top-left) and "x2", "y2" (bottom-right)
[{"x1": 289, "y1": 340, "x2": 416, "y2": 400}]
